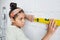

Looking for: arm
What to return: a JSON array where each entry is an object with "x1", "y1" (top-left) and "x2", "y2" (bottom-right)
[
  {"x1": 42, "y1": 19, "x2": 57, "y2": 40},
  {"x1": 26, "y1": 15, "x2": 58, "y2": 40},
  {"x1": 25, "y1": 15, "x2": 34, "y2": 22}
]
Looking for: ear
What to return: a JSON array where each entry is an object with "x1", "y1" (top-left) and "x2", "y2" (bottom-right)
[{"x1": 10, "y1": 18, "x2": 15, "y2": 22}]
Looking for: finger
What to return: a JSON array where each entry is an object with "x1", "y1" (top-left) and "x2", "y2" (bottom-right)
[
  {"x1": 52, "y1": 20, "x2": 55, "y2": 28},
  {"x1": 49, "y1": 19, "x2": 54, "y2": 28},
  {"x1": 49, "y1": 19, "x2": 52, "y2": 27},
  {"x1": 53, "y1": 22, "x2": 58, "y2": 31},
  {"x1": 32, "y1": 15, "x2": 34, "y2": 21},
  {"x1": 53, "y1": 22, "x2": 57, "y2": 29}
]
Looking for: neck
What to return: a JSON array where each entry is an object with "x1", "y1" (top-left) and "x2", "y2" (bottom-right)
[{"x1": 12, "y1": 23, "x2": 21, "y2": 28}]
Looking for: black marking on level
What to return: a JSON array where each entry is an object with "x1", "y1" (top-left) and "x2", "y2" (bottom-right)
[
  {"x1": 45, "y1": 18, "x2": 49, "y2": 21},
  {"x1": 37, "y1": 18, "x2": 39, "y2": 22}
]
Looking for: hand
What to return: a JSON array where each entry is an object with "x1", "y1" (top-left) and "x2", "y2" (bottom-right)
[
  {"x1": 42, "y1": 19, "x2": 58, "y2": 40},
  {"x1": 26, "y1": 15, "x2": 34, "y2": 22},
  {"x1": 47, "y1": 19, "x2": 57, "y2": 35}
]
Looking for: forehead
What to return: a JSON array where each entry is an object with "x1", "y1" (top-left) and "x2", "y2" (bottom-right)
[{"x1": 17, "y1": 13, "x2": 25, "y2": 18}]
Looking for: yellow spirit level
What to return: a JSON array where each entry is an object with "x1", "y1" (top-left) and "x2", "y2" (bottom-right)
[{"x1": 34, "y1": 18, "x2": 60, "y2": 26}]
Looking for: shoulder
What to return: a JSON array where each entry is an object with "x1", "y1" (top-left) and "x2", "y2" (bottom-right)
[
  {"x1": 6, "y1": 25, "x2": 18, "y2": 34},
  {"x1": 6, "y1": 25, "x2": 23, "y2": 34}
]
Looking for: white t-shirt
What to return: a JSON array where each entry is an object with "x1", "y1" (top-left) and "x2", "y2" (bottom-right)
[{"x1": 6, "y1": 25, "x2": 29, "y2": 40}]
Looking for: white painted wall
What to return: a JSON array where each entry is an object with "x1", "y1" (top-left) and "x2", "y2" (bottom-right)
[{"x1": 0, "y1": 0, "x2": 60, "y2": 40}]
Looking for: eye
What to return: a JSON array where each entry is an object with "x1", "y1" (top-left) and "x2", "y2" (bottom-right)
[
  {"x1": 19, "y1": 18, "x2": 22, "y2": 20},
  {"x1": 24, "y1": 17, "x2": 26, "y2": 19}
]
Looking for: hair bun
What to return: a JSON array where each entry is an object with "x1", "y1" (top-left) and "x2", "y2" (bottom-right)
[{"x1": 10, "y1": 2, "x2": 17, "y2": 10}]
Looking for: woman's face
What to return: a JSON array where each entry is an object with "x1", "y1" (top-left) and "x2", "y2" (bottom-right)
[
  {"x1": 14, "y1": 12, "x2": 26, "y2": 28},
  {"x1": 11, "y1": 9, "x2": 26, "y2": 28}
]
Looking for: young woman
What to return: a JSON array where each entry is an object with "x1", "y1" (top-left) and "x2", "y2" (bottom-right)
[{"x1": 6, "y1": 2, "x2": 58, "y2": 40}]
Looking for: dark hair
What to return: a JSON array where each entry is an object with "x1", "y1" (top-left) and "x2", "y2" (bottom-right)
[{"x1": 9, "y1": 2, "x2": 24, "y2": 20}]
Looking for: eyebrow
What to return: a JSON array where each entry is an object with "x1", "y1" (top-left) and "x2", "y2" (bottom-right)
[{"x1": 19, "y1": 16, "x2": 26, "y2": 20}]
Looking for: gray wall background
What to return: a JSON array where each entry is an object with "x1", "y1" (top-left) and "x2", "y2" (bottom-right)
[{"x1": 0, "y1": 0, "x2": 60, "y2": 40}]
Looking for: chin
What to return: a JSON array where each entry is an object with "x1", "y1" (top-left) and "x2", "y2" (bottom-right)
[
  {"x1": 20, "y1": 24, "x2": 25, "y2": 27},
  {"x1": 21, "y1": 25, "x2": 24, "y2": 27}
]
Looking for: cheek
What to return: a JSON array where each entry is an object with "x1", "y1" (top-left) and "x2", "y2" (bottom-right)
[
  {"x1": 17, "y1": 20, "x2": 22, "y2": 25},
  {"x1": 16, "y1": 20, "x2": 25, "y2": 26}
]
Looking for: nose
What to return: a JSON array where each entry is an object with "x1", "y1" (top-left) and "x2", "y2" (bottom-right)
[{"x1": 22, "y1": 19, "x2": 25, "y2": 23}]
